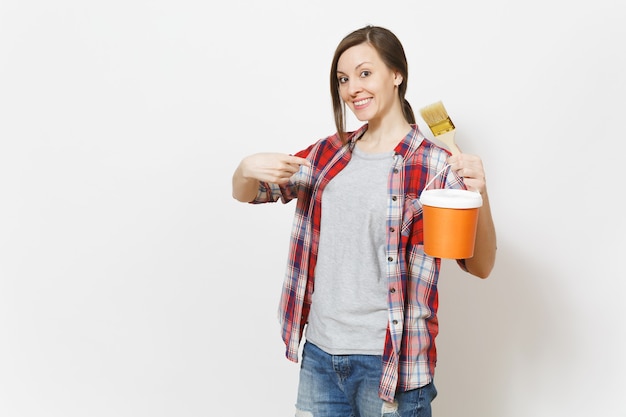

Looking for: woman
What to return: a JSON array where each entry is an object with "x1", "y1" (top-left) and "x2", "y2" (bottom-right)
[{"x1": 232, "y1": 25, "x2": 496, "y2": 417}]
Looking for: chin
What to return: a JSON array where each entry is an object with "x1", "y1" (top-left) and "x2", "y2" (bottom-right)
[{"x1": 352, "y1": 113, "x2": 370, "y2": 122}]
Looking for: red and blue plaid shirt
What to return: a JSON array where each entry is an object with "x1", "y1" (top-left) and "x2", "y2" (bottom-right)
[{"x1": 251, "y1": 124, "x2": 467, "y2": 401}]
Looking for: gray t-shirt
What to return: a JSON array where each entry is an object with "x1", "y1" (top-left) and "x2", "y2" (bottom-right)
[{"x1": 305, "y1": 146, "x2": 395, "y2": 355}]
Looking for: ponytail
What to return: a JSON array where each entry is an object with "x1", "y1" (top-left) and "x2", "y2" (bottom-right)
[{"x1": 402, "y1": 98, "x2": 416, "y2": 125}]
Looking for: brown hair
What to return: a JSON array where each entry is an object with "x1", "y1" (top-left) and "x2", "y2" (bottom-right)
[{"x1": 330, "y1": 25, "x2": 415, "y2": 144}]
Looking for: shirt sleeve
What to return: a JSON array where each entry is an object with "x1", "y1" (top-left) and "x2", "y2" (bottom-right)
[{"x1": 250, "y1": 180, "x2": 298, "y2": 204}]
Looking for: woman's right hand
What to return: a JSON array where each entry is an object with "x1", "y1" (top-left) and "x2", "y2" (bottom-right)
[
  {"x1": 238, "y1": 153, "x2": 311, "y2": 185},
  {"x1": 232, "y1": 153, "x2": 311, "y2": 202}
]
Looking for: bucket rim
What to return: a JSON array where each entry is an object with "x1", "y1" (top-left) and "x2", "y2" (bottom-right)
[{"x1": 419, "y1": 188, "x2": 483, "y2": 209}]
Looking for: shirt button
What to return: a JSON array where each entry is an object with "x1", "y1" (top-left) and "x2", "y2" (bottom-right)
[
  {"x1": 389, "y1": 227, "x2": 395, "y2": 232},
  {"x1": 387, "y1": 257, "x2": 393, "y2": 262},
  {"x1": 392, "y1": 320, "x2": 398, "y2": 325},
  {"x1": 390, "y1": 288, "x2": 396, "y2": 293},
  {"x1": 393, "y1": 168, "x2": 399, "y2": 174},
  {"x1": 392, "y1": 196, "x2": 397, "y2": 201}
]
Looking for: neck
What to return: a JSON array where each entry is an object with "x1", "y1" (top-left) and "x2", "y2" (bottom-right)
[{"x1": 357, "y1": 121, "x2": 412, "y2": 153}]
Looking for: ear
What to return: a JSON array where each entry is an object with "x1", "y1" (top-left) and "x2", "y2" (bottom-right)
[{"x1": 394, "y1": 72, "x2": 403, "y2": 86}]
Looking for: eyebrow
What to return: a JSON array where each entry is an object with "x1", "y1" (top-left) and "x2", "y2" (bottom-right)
[{"x1": 337, "y1": 61, "x2": 373, "y2": 75}]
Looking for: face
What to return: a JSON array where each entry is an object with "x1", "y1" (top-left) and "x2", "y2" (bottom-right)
[{"x1": 336, "y1": 43, "x2": 402, "y2": 123}]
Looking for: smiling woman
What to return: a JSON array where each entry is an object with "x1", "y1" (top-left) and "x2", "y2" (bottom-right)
[{"x1": 231, "y1": 25, "x2": 496, "y2": 417}]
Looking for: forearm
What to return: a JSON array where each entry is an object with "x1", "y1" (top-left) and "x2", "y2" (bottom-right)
[
  {"x1": 464, "y1": 191, "x2": 497, "y2": 278},
  {"x1": 232, "y1": 164, "x2": 260, "y2": 203}
]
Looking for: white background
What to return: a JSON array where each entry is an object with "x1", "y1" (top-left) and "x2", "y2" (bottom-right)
[{"x1": 1, "y1": 0, "x2": 624, "y2": 416}]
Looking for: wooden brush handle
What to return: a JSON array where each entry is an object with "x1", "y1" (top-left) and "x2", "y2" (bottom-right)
[{"x1": 436, "y1": 130, "x2": 461, "y2": 155}]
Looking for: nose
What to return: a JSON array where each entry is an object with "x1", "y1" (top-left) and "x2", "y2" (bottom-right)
[{"x1": 346, "y1": 79, "x2": 363, "y2": 97}]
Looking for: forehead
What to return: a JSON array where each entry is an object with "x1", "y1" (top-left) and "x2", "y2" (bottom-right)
[{"x1": 337, "y1": 43, "x2": 383, "y2": 72}]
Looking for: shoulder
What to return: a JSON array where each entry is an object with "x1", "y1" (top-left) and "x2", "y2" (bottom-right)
[
  {"x1": 293, "y1": 134, "x2": 340, "y2": 159},
  {"x1": 293, "y1": 124, "x2": 367, "y2": 160},
  {"x1": 399, "y1": 125, "x2": 450, "y2": 162}
]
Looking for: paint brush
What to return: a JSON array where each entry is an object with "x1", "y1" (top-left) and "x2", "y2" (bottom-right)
[{"x1": 419, "y1": 101, "x2": 461, "y2": 155}]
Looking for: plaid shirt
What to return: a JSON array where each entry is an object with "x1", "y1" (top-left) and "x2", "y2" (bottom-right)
[{"x1": 251, "y1": 124, "x2": 467, "y2": 402}]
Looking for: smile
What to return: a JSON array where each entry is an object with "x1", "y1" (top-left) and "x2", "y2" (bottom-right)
[{"x1": 354, "y1": 98, "x2": 371, "y2": 107}]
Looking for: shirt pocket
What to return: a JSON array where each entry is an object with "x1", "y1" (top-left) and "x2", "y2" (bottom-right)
[{"x1": 401, "y1": 194, "x2": 423, "y2": 240}]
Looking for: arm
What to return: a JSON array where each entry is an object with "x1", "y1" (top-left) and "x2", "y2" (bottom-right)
[
  {"x1": 448, "y1": 154, "x2": 497, "y2": 278},
  {"x1": 232, "y1": 152, "x2": 311, "y2": 203}
]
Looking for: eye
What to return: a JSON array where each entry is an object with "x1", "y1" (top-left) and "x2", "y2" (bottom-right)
[
  {"x1": 338, "y1": 76, "x2": 349, "y2": 84},
  {"x1": 360, "y1": 70, "x2": 371, "y2": 78}
]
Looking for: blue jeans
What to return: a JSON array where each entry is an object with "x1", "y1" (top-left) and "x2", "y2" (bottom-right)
[{"x1": 295, "y1": 342, "x2": 437, "y2": 417}]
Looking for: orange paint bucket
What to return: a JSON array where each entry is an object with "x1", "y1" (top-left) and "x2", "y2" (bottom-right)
[{"x1": 420, "y1": 189, "x2": 482, "y2": 259}]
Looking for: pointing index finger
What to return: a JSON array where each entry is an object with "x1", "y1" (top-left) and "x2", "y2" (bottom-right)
[{"x1": 287, "y1": 154, "x2": 312, "y2": 167}]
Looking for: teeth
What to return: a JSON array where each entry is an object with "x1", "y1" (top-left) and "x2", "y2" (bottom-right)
[{"x1": 354, "y1": 98, "x2": 370, "y2": 106}]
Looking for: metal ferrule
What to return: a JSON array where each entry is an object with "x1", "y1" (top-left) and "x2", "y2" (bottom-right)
[{"x1": 430, "y1": 118, "x2": 455, "y2": 136}]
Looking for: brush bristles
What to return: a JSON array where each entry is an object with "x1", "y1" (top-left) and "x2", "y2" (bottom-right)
[{"x1": 420, "y1": 101, "x2": 455, "y2": 136}]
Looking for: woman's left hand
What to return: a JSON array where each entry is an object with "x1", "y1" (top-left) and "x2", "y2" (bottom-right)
[{"x1": 447, "y1": 154, "x2": 487, "y2": 195}]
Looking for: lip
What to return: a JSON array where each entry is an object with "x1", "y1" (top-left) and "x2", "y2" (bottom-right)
[{"x1": 353, "y1": 97, "x2": 372, "y2": 109}]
